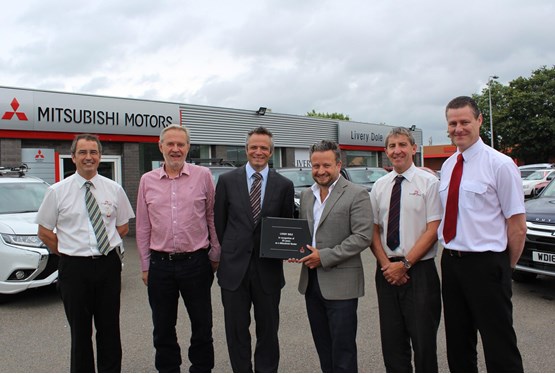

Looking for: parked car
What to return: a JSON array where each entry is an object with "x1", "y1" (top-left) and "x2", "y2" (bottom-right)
[
  {"x1": 522, "y1": 169, "x2": 555, "y2": 197},
  {"x1": 0, "y1": 165, "x2": 56, "y2": 301},
  {"x1": 188, "y1": 158, "x2": 235, "y2": 185},
  {"x1": 533, "y1": 180, "x2": 550, "y2": 196},
  {"x1": 418, "y1": 166, "x2": 440, "y2": 179},
  {"x1": 519, "y1": 163, "x2": 554, "y2": 179},
  {"x1": 207, "y1": 166, "x2": 235, "y2": 185},
  {"x1": 513, "y1": 178, "x2": 555, "y2": 282},
  {"x1": 342, "y1": 166, "x2": 389, "y2": 193},
  {"x1": 275, "y1": 168, "x2": 314, "y2": 218}
]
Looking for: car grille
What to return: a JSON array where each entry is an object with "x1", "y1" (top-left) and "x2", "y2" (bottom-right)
[
  {"x1": 521, "y1": 221, "x2": 555, "y2": 272},
  {"x1": 34, "y1": 255, "x2": 59, "y2": 280}
]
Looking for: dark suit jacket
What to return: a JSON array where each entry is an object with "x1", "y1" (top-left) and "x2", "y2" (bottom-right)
[{"x1": 215, "y1": 166, "x2": 295, "y2": 293}]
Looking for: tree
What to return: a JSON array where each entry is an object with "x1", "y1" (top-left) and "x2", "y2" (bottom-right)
[
  {"x1": 306, "y1": 109, "x2": 350, "y2": 121},
  {"x1": 474, "y1": 66, "x2": 555, "y2": 163}
]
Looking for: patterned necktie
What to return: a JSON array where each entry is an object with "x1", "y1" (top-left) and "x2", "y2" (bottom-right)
[
  {"x1": 386, "y1": 175, "x2": 404, "y2": 250},
  {"x1": 443, "y1": 154, "x2": 464, "y2": 244},
  {"x1": 84, "y1": 181, "x2": 111, "y2": 255},
  {"x1": 250, "y1": 172, "x2": 262, "y2": 224}
]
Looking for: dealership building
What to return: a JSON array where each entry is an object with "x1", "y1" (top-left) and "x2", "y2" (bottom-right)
[{"x1": 0, "y1": 85, "x2": 423, "y2": 229}]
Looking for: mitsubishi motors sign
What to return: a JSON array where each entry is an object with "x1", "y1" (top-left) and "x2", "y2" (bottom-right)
[{"x1": 0, "y1": 86, "x2": 180, "y2": 136}]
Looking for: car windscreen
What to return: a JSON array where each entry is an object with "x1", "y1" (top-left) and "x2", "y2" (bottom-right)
[
  {"x1": 0, "y1": 182, "x2": 48, "y2": 214},
  {"x1": 525, "y1": 171, "x2": 546, "y2": 181},
  {"x1": 347, "y1": 169, "x2": 388, "y2": 184},
  {"x1": 541, "y1": 180, "x2": 555, "y2": 197},
  {"x1": 278, "y1": 170, "x2": 314, "y2": 188}
]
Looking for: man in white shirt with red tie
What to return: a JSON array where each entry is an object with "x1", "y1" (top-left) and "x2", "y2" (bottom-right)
[{"x1": 438, "y1": 96, "x2": 526, "y2": 372}]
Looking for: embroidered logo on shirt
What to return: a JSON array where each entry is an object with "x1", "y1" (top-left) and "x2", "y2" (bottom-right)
[{"x1": 409, "y1": 189, "x2": 423, "y2": 197}]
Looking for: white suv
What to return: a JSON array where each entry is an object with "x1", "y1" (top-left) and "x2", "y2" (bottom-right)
[{"x1": 0, "y1": 165, "x2": 56, "y2": 300}]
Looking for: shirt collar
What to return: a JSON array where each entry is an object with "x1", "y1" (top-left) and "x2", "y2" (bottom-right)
[
  {"x1": 458, "y1": 138, "x2": 484, "y2": 162},
  {"x1": 75, "y1": 172, "x2": 100, "y2": 188},
  {"x1": 246, "y1": 163, "x2": 269, "y2": 180},
  {"x1": 158, "y1": 162, "x2": 189, "y2": 179},
  {"x1": 391, "y1": 163, "x2": 416, "y2": 183}
]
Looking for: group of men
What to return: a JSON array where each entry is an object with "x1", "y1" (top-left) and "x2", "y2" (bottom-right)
[{"x1": 36, "y1": 95, "x2": 526, "y2": 373}]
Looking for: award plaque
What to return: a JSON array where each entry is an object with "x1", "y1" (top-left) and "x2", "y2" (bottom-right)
[{"x1": 260, "y1": 217, "x2": 312, "y2": 259}]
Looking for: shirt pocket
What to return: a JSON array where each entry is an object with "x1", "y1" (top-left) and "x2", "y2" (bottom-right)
[{"x1": 460, "y1": 181, "x2": 487, "y2": 210}]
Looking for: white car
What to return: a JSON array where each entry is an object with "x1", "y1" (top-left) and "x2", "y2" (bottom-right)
[
  {"x1": 0, "y1": 165, "x2": 56, "y2": 300},
  {"x1": 522, "y1": 169, "x2": 555, "y2": 197}
]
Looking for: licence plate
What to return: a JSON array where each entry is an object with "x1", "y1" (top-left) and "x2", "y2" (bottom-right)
[{"x1": 532, "y1": 251, "x2": 555, "y2": 264}]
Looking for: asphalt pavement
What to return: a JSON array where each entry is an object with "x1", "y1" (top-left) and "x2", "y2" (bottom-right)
[{"x1": 1, "y1": 237, "x2": 554, "y2": 372}]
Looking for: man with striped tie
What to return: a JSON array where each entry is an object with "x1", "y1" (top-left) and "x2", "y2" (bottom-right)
[
  {"x1": 215, "y1": 127, "x2": 294, "y2": 372},
  {"x1": 370, "y1": 127, "x2": 442, "y2": 372},
  {"x1": 37, "y1": 134, "x2": 135, "y2": 373}
]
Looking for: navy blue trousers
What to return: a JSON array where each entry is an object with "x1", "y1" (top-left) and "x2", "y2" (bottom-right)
[{"x1": 305, "y1": 270, "x2": 359, "y2": 373}]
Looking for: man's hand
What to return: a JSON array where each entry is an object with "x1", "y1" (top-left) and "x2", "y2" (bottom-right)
[
  {"x1": 381, "y1": 262, "x2": 409, "y2": 286},
  {"x1": 299, "y1": 245, "x2": 321, "y2": 269},
  {"x1": 210, "y1": 261, "x2": 219, "y2": 273},
  {"x1": 142, "y1": 271, "x2": 148, "y2": 286}
]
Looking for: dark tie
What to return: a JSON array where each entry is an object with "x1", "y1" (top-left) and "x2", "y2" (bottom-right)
[
  {"x1": 250, "y1": 172, "x2": 262, "y2": 224},
  {"x1": 84, "y1": 181, "x2": 111, "y2": 255},
  {"x1": 386, "y1": 175, "x2": 404, "y2": 250},
  {"x1": 443, "y1": 154, "x2": 464, "y2": 244}
]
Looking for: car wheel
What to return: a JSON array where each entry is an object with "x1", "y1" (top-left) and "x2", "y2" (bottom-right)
[{"x1": 512, "y1": 270, "x2": 537, "y2": 283}]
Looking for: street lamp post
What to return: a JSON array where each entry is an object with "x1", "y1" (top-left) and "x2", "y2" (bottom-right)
[{"x1": 488, "y1": 75, "x2": 499, "y2": 148}]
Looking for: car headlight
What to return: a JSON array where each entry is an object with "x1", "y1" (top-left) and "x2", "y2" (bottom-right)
[
  {"x1": 1, "y1": 234, "x2": 46, "y2": 248},
  {"x1": 294, "y1": 197, "x2": 300, "y2": 207}
]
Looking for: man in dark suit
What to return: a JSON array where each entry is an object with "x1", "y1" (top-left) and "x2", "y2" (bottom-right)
[
  {"x1": 296, "y1": 140, "x2": 373, "y2": 372},
  {"x1": 215, "y1": 126, "x2": 295, "y2": 372}
]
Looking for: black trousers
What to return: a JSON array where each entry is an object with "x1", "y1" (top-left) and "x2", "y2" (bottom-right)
[
  {"x1": 305, "y1": 270, "x2": 359, "y2": 373},
  {"x1": 148, "y1": 249, "x2": 214, "y2": 373},
  {"x1": 57, "y1": 250, "x2": 122, "y2": 373},
  {"x1": 375, "y1": 258, "x2": 441, "y2": 373},
  {"x1": 221, "y1": 258, "x2": 281, "y2": 373},
  {"x1": 441, "y1": 249, "x2": 523, "y2": 372}
]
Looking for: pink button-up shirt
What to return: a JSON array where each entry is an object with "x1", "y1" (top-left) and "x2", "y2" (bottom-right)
[{"x1": 136, "y1": 163, "x2": 221, "y2": 271}]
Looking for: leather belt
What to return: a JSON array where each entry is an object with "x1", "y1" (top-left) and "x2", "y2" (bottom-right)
[
  {"x1": 150, "y1": 248, "x2": 208, "y2": 261},
  {"x1": 445, "y1": 248, "x2": 488, "y2": 257},
  {"x1": 61, "y1": 247, "x2": 119, "y2": 259}
]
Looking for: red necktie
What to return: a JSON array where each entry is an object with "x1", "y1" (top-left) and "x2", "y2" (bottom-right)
[{"x1": 443, "y1": 154, "x2": 464, "y2": 244}]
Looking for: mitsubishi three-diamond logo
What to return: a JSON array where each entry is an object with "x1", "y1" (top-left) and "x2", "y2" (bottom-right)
[{"x1": 2, "y1": 98, "x2": 29, "y2": 121}]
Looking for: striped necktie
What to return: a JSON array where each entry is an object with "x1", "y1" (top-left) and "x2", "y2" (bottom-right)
[
  {"x1": 386, "y1": 175, "x2": 404, "y2": 250},
  {"x1": 84, "y1": 181, "x2": 111, "y2": 255},
  {"x1": 250, "y1": 172, "x2": 262, "y2": 224}
]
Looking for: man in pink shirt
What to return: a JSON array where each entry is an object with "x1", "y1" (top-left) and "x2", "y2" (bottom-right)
[{"x1": 136, "y1": 124, "x2": 221, "y2": 373}]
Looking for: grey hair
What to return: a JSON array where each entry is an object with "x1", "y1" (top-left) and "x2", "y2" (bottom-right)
[{"x1": 160, "y1": 124, "x2": 190, "y2": 144}]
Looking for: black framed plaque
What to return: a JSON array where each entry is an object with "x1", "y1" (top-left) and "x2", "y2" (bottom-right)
[{"x1": 260, "y1": 217, "x2": 312, "y2": 259}]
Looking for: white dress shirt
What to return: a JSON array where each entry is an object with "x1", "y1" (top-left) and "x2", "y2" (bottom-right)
[
  {"x1": 370, "y1": 164, "x2": 442, "y2": 260},
  {"x1": 310, "y1": 176, "x2": 340, "y2": 247},
  {"x1": 36, "y1": 173, "x2": 135, "y2": 256},
  {"x1": 437, "y1": 138, "x2": 525, "y2": 252}
]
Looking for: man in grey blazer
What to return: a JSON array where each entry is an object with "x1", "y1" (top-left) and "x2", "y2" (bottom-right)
[
  {"x1": 296, "y1": 140, "x2": 373, "y2": 372},
  {"x1": 215, "y1": 126, "x2": 295, "y2": 372}
]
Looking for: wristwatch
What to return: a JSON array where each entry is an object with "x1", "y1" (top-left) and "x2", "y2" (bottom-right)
[{"x1": 401, "y1": 257, "x2": 412, "y2": 270}]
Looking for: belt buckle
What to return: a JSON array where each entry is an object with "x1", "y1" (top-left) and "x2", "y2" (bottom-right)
[{"x1": 168, "y1": 252, "x2": 175, "y2": 261}]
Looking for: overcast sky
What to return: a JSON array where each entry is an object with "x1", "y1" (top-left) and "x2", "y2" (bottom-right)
[{"x1": 2, "y1": 0, "x2": 554, "y2": 145}]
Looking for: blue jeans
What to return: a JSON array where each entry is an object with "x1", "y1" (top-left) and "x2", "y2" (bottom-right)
[{"x1": 148, "y1": 250, "x2": 214, "y2": 373}]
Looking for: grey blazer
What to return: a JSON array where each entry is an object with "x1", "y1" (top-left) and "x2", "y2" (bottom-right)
[{"x1": 298, "y1": 176, "x2": 373, "y2": 300}]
